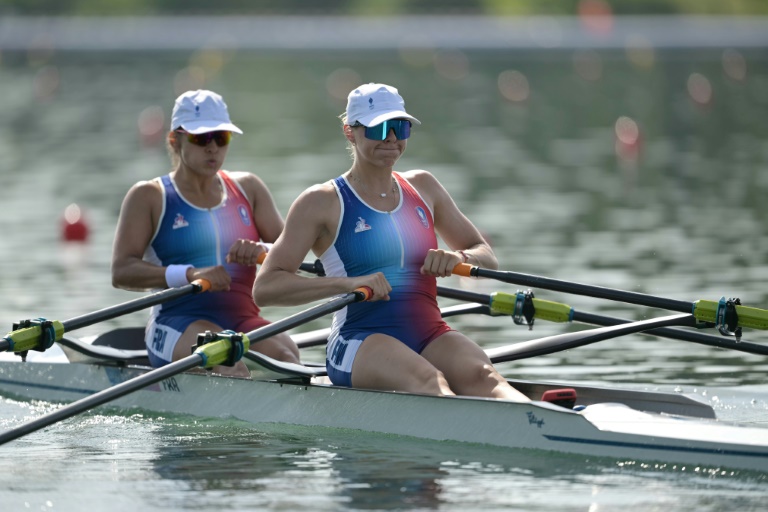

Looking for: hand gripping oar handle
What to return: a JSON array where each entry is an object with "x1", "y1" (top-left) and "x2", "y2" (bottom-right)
[
  {"x1": 0, "y1": 287, "x2": 372, "y2": 446},
  {"x1": 1, "y1": 279, "x2": 212, "y2": 354},
  {"x1": 452, "y1": 263, "x2": 768, "y2": 332}
]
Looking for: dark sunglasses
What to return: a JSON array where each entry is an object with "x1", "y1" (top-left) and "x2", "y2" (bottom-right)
[
  {"x1": 354, "y1": 119, "x2": 411, "y2": 141},
  {"x1": 176, "y1": 130, "x2": 232, "y2": 147}
]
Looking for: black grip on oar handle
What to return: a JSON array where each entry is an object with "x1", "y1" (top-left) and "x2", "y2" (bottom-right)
[
  {"x1": 354, "y1": 286, "x2": 374, "y2": 301},
  {"x1": 191, "y1": 279, "x2": 211, "y2": 293}
]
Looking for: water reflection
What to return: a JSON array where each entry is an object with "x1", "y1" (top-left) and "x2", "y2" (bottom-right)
[{"x1": 143, "y1": 420, "x2": 767, "y2": 510}]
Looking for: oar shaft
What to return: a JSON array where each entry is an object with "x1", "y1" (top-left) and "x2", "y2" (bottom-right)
[
  {"x1": 245, "y1": 289, "x2": 370, "y2": 344},
  {"x1": 0, "y1": 356, "x2": 201, "y2": 446},
  {"x1": 571, "y1": 311, "x2": 768, "y2": 356},
  {"x1": 62, "y1": 282, "x2": 207, "y2": 332},
  {"x1": 487, "y1": 313, "x2": 697, "y2": 363},
  {"x1": 454, "y1": 264, "x2": 692, "y2": 313},
  {"x1": 0, "y1": 289, "x2": 370, "y2": 446},
  {"x1": 436, "y1": 286, "x2": 768, "y2": 356},
  {"x1": 3, "y1": 280, "x2": 212, "y2": 355}
]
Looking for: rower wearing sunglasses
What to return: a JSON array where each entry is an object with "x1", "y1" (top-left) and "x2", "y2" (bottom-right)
[
  {"x1": 112, "y1": 89, "x2": 301, "y2": 376},
  {"x1": 253, "y1": 83, "x2": 528, "y2": 401}
]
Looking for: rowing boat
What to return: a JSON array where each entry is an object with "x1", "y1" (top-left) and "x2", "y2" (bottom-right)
[{"x1": 1, "y1": 329, "x2": 766, "y2": 473}]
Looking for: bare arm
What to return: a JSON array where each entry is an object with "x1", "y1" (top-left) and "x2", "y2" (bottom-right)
[
  {"x1": 405, "y1": 170, "x2": 498, "y2": 276},
  {"x1": 225, "y1": 172, "x2": 285, "y2": 266},
  {"x1": 233, "y1": 171, "x2": 284, "y2": 243},
  {"x1": 253, "y1": 183, "x2": 391, "y2": 306},
  {"x1": 112, "y1": 180, "x2": 232, "y2": 292},
  {"x1": 111, "y1": 180, "x2": 168, "y2": 291}
]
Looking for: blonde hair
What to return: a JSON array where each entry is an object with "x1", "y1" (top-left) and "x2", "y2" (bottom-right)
[{"x1": 339, "y1": 111, "x2": 355, "y2": 160}]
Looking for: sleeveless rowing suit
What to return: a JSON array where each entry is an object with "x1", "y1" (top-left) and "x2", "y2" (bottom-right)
[
  {"x1": 144, "y1": 171, "x2": 269, "y2": 366},
  {"x1": 322, "y1": 172, "x2": 452, "y2": 386}
]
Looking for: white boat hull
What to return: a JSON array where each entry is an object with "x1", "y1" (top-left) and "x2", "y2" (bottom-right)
[{"x1": 0, "y1": 360, "x2": 767, "y2": 473}]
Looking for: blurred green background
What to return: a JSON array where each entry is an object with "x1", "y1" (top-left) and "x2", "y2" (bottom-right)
[
  {"x1": 1, "y1": 1, "x2": 767, "y2": 370},
  {"x1": 1, "y1": 0, "x2": 768, "y2": 16}
]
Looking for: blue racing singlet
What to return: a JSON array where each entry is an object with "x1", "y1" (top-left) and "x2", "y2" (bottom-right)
[
  {"x1": 321, "y1": 172, "x2": 450, "y2": 355},
  {"x1": 145, "y1": 171, "x2": 264, "y2": 324}
]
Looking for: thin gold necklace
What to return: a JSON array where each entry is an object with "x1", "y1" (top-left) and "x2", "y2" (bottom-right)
[{"x1": 350, "y1": 173, "x2": 397, "y2": 198}]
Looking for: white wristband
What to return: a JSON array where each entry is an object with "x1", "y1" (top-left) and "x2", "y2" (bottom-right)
[{"x1": 165, "y1": 264, "x2": 193, "y2": 288}]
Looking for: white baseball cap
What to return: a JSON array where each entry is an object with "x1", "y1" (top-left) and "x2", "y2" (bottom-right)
[
  {"x1": 170, "y1": 90, "x2": 243, "y2": 134},
  {"x1": 345, "y1": 83, "x2": 421, "y2": 127}
]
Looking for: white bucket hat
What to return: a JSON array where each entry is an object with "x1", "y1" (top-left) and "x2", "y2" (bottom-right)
[
  {"x1": 170, "y1": 90, "x2": 243, "y2": 134},
  {"x1": 345, "y1": 83, "x2": 421, "y2": 127}
]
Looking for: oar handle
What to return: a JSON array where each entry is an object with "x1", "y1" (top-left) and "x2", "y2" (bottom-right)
[
  {"x1": 452, "y1": 263, "x2": 474, "y2": 277},
  {"x1": 191, "y1": 278, "x2": 211, "y2": 292}
]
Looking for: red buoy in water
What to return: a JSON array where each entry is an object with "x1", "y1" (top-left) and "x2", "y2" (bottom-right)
[{"x1": 62, "y1": 203, "x2": 89, "y2": 242}]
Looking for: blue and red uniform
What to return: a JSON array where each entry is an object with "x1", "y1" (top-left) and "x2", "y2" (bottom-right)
[
  {"x1": 144, "y1": 171, "x2": 269, "y2": 366},
  {"x1": 322, "y1": 172, "x2": 452, "y2": 386}
]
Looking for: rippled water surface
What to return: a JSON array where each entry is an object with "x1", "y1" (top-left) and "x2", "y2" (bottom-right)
[{"x1": 1, "y1": 26, "x2": 768, "y2": 511}]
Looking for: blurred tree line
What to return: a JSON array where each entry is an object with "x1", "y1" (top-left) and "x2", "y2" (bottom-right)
[{"x1": 1, "y1": 0, "x2": 767, "y2": 16}]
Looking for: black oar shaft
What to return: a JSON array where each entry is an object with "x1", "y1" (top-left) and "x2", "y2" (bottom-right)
[
  {"x1": 488, "y1": 313, "x2": 696, "y2": 363},
  {"x1": 468, "y1": 267, "x2": 692, "y2": 313},
  {"x1": 436, "y1": 286, "x2": 768, "y2": 356},
  {"x1": 244, "y1": 291, "x2": 364, "y2": 344},
  {"x1": 0, "y1": 289, "x2": 369, "y2": 445},
  {"x1": 572, "y1": 311, "x2": 768, "y2": 356},
  {"x1": 61, "y1": 283, "x2": 202, "y2": 332},
  {"x1": 0, "y1": 356, "x2": 201, "y2": 446}
]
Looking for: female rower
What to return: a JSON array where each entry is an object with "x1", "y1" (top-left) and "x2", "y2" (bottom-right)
[
  {"x1": 112, "y1": 89, "x2": 300, "y2": 376},
  {"x1": 253, "y1": 83, "x2": 528, "y2": 400}
]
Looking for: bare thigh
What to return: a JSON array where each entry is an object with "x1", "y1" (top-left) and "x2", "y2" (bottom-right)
[
  {"x1": 421, "y1": 331, "x2": 529, "y2": 402},
  {"x1": 175, "y1": 320, "x2": 250, "y2": 378},
  {"x1": 350, "y1": 333, "x2": 455, "y2": 396}
]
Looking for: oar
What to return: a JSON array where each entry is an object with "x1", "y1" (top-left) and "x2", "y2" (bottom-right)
[
  {"x1": 0, "y1": 287, "x2": 372, "y2": 446},
  {"x1": 437, "y1": 286, "x2": 768, "y2": 356},
  {"x1": 486, "y1": 313, "x2": 697, "y2": 363},
  {"x1": 1, "y1": 280, "x2": 212, "y2": 355},
  {"x1": 453, "y1": 264, "x2": 768, "y2": 334},
  {"x1": 290, "y1": 303, "x2": 490, "y2": 349}
]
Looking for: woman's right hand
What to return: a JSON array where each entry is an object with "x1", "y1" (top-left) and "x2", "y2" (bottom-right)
[
  {"x1": 189, "y1": 266, "x2": 232, "y2": 292},
  {"x1": 351, "y1": 272, "x2": 391, "y2": 301}
]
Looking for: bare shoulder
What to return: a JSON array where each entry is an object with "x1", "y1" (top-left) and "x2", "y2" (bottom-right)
[
  {"x1": 224, "y1": 170, "x2": 268, "y2": 195},
  {"x1": 399, "y1": 169, "x2": 448, "y2": 205},
  {"x1": 123, "y1": 178, "x2": 163, "y2": 205},
  {"x1": 291, "y1": 180, "x2": 338, "y2": 212}
]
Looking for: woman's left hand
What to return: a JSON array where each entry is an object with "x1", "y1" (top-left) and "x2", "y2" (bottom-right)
[
  {"x1": 226, "y1": 239, "x2": 268, "y2": 266},
  {"x1": 420, "y1": 249, "x2": 464, "y2": 277}
]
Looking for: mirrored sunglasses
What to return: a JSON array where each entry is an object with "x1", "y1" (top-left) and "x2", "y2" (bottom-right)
[
  {"x1": 176, "y1": 130, "x2": 232, "y2": 147},
  {"x1": 355, "y1": 119, "x2": 411, "y2": 141}
]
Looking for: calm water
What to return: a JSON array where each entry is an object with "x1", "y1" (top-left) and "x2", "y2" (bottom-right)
[{"x1": 2, "y1": 27, "x2": 768, "y2": 510}]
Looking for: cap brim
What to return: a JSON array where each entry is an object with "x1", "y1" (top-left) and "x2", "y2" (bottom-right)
[
  {"x1": 180, "y1": 121, "x2": 244, "y2": 135},
  {"x1": 355, "y1": 110, "x2": 421, "y2": 127}
]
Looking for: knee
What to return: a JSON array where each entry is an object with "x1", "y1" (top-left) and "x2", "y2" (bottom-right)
[
  {"x1": 255, "y1": 334, "x2": 301, "y2": 364},
  {"x1": 468, "y1": 362, "x2": 502, "y2": 386},
  {"x1": 413, "y1": 366, "x2": 453, "y2": 396}
]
